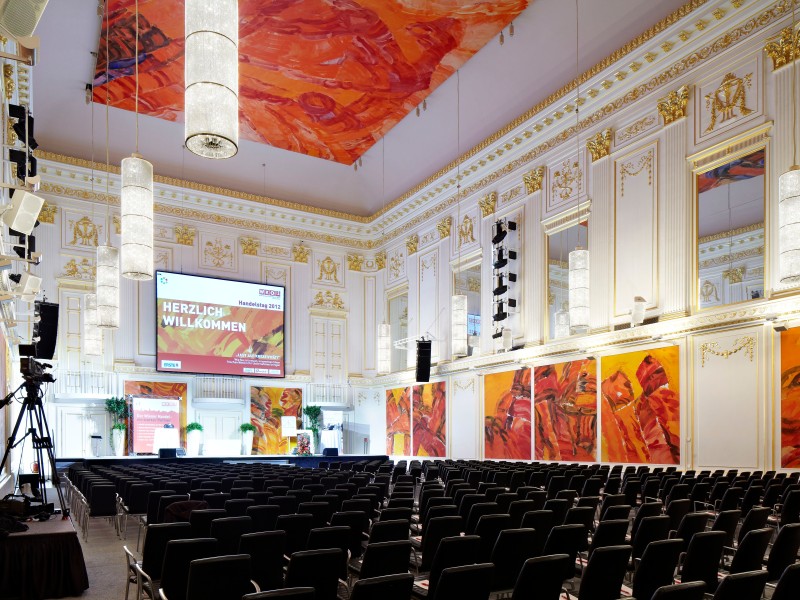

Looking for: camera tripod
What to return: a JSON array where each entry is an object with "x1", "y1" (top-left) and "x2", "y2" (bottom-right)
[{"x1": 0, "y1": 377, "x2": 68, "y2": 518}]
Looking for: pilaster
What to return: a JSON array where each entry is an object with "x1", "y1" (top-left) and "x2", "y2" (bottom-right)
[
  {"x1": 663, "y1": 117, "x2": 691, "y2": 315},
  {"x1": 589, "y1": 156, "x2": 613, "y2": 332}
]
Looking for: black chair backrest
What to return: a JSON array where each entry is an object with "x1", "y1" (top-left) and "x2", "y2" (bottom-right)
[
  {"x1": 542, "y1": 524, "x2": 585, "y2": 581},
  {"x1": 674, "y1": 512, "x2": 710, "y2": 552},
  {"x1": 186, "y1": 554, "x2": 253, "y2": 600},
  {"x1": 767, "y1": 522, "x2": 800, "y2": 580},
  {"x1": 578, "y1": 545, "x2": 632, "y2": 600},
  {"x1": 144, "y1": 489, "x2": 176, "y2": 524},
  {"x1": 465, "y1": 502, "x2": 501, "y2": 535},
  {"x1": 239, "y1": 530, "x2": 286, "y2": 592},
  {"x1": 427, "y1": 535, "x2": 481, "y2": 598},
  {"x1": 651, "y1": 582, "x2": 706, "y2": 600},
  {"x1": 709, "y1": 509, "x2": 741, "y2": 548},
  {"x1": 349, "y1": 573, "x2": 414, "y2": 600},
  {"x1": 475, "y1": 514, "x2": 513, "y2": 562},
  {"x1": 432, "y1": 563, "x2": 494, "y2": 600},
  {"x1": 729, "y1": 527, "x2": 773, "y2": 574},
  {"x1": 368, "y1": 518, "x2": 409, "y2": 543},
  {"x1": 490, "y1": 528, "x2": 540, "y2": 592},
  {"x1": 246, "y1": 504, "x2": 281, "y2": 532},
  {"x1": 306, "y1": 525, "x2": 350, "y2": 579},
  {"x1": 588, "y1": 519, "x2": 629, "y2": 557},
  {"x1": 680, "y1": 530, "x2": 726, "y2": 590},
  {"x1": 159, "y1": 538, "x2": 219, "y2": 600},
  {"x1": 508, "y1": 500, "x2": 536, "y2": 528},
  {"x1": 772, "y1": 563, "x2": 800, "y2": 600},
  {"x1": 140, "y1": 522, "x2": 192, "y2": 580},
  {"x1": 277, "y1": 513, "x2": 315, "y2": 555},
  {"x1": 358, "y1": 540, "x2": 413, "y2": 580},
  {"x1": 712, "y1": 570, "x2": 768, "y2": 600},
  {"x1": 738, "y1": 506, "x2": 770, "y2": 544},
  {"x1": 631, "y1": 538, "x2": 683, "y2": 600},
  {"x1": 209, "y1": 515, "x2": 254, "y2": 555},
  {"x1": 511, "y1": 554, "x2": 570, "y2": 600},
  {"x1": 285, "y1": 548, "x2": 343, "y2": 600},
  {"x1": 329, "y1": 510, "x2": 371, "y2": 559},
  {"x1": 631, "y1": 515, "x2": 671, "y2": 560}
]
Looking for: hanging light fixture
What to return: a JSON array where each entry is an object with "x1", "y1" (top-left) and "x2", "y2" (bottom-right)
[
  {"x1": 568, "y1": 0, "x2": 590, "y2": 331},
  {"x1": 98, "y1": 2, "x2": 119, "y2": 329},
  {"x1": 451, "y1": 70, "x2": 468, "y2": 358},
  {"x1": 121, "y1": 0, "x2": 153, "y2": 280},
  {"x1": 780, "y1": 2, "x2": 800, "y2": 284},
  {"x1": 185, "y1": 0, "x2": 239, "y2": 159},
  {"x1": 83, "y1": 293, "x2": 103, "y2": 356},
  {"x1": 554, "y1": 301, "x2": 571, "y2": 339},
  {"x1": 377, "y1": 140, "x2": 392, "y2": 374}
]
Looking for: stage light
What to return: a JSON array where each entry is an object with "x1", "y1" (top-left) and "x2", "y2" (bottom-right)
[
  {"x1": 492, "y1": 273, "x2": 517, "y2": 296},
  {"x1": 491, "y1": 219, "x2": 517, "y2": 245},
  {"x1": 493, "y1": 247, "x2": 517, "y2": 269}
]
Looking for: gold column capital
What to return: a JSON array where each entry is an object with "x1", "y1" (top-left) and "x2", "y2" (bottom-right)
[
  {"x1": 523, "y1": 166, "x2": 545, "y2": 194},
  {"x1": 436, "y1": 216, "x2": 452, "y2": 239},
  {"x1": 478, "y1": 191, "x2": 497, "y2": 217},
  {"x1": 292, "y1": 243, "x2": 311, "y2": 263},
  {"x1": 405, "y1": 234, "x2": 419, "y2": 255},
  {"x1": 347, "y1": 254, "x2": 364, "y2": 271},
  {"x1": 586, "y1": 129, "x2": 612, "y2": 162},
  {"x1": 657, "y1": 85, "x2": 690, "y2": 125},
  {"x1": 764, "y1": 25, "x2": 800, "y2": 72}
]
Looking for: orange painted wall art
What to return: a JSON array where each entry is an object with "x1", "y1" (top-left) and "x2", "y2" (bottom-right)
[
  {"x1": 484, "y1": 368, "x2": 531, "y2": 460},
  {"x1": 781, "y1": 328, "x2": 800, "y2": 468},
  {"x1": 534, "y1": 359, "x2": 597, "y2": 462},
  {"x1": 94, "y1": 0, "x2": 529, "y2": 164},
  {"x1": 386, "y1": 386, "x2": 411, "y2": 455},
  {"x1": 250, "y1": 386, "x2": 302, "y2": 455},
  {"x1": 600, "y1": 347, "x2": 681, "y2": 464},
  {"x1": 412, "y1": 382, "x2": 446, "y2": 457}
]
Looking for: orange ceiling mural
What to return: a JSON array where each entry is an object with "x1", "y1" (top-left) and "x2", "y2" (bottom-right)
[{"x1": 94, "y1": 0, "x2": 529, "y2": 165}]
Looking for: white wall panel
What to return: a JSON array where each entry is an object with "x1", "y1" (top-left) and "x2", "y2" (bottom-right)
[{"x1": 449, "y1": 375, "x2": 480, "y2": 459}]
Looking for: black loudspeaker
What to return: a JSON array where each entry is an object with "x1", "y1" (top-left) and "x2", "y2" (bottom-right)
[
  {"x1": 415, "y1": 339, "x2": 432, "y2": 383},
  {"x1": 158, "y1": 448, "x2": 178, "y2": 459},
  {"x1": 322, "y1": 448, "x2": 339, "y2": 457},
  {"x1": 34, "y1": 301, "x2": 59, "y2": 360}
]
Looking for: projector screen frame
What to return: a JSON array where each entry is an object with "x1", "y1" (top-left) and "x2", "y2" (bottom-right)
[{"x1": 155, "y1": 270, "x2": 286, "y2": 379}]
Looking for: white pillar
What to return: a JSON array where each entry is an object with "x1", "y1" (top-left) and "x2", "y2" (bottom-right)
[
  {"x1": 662, "y1": 116, "x2": 691, "y2": 316},
  {"x1": 589, "y1": 156, "x2": 613, "y2": 332}
]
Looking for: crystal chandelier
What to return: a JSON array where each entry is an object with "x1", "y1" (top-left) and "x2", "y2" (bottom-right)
[
  {"x1": 83, "y1": 293, "x2": 102, "y2": 356},
  {"x1": 779, "y1": 3, "x2": 800, "y2": 284},
  {"x1": 451, "y1": 294, "x2": 468, "y2": 358},
  {"x1": 121, "y1": 154, "x2": 154, "y2": 279},
  {"x1": 554, "y1": 301, "x2": 571, "y2": 339},
  {"x1": 569, "y1": 247, "x2": 590, "y2": 331},
  {"x1": 96, "y1": 245, "x2": 119, "y2": 329},
  {"x1": 185, "y1": 0, "x2": 239, "y2": 159},
  {"x1": 377, "y1": 322, "x2": 391, "y2": 374}
]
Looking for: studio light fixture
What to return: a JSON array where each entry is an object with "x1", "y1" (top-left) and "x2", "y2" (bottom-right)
[
  {"x1": 493, "y1": 273, "x2": 517, "y2": 296},
  {"x1": 779, "y1": 2, "x2": 800, "y2": 284},
  {"x1": 1, "y1": 189, "x2": 44, "y2": 235},
  {"x1": 185, "y1": 0, "x2": 239, "y2": 159},
  {"x1": 491, "y1": 219, "x2": 517, "y2": 245},
  {"x1": 83, "y1": 293, "x2": 102, "y2": 356},
  {"x1": 631, "y1": 296, "x2": 647, "y2": 327},
  {"x1": 121, "y1": 0, "x2": 153, "y2": 281},
  {"x1": 493, "y1": 247, "x2": 517, "y2": 270}
]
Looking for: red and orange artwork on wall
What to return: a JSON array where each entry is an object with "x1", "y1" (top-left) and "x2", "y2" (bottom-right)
[
  {"x1": 250, "y1": 386, "x2": 302, "y2": 455},
  {"x1": 94, "y1": 1, "x2": 528, "y2": 165},
  {"x1": 600, "y1": 347, "x2": 681, "y2": 464},
  {"x1": 484, "y1": 368, "x2": 531, "y2": 460},
  {"x1": 534, "y1": 359, "x2": 597, "y2": 462},
  {"x1": 781, "y1": 328, "x2": 800, "y2": 468},
  {"x1": 386, "y1": 386, "x2": 411, "y2": 455},
  {"x1": 412, "y1": 382, "x2": 446, "y2": 457}
]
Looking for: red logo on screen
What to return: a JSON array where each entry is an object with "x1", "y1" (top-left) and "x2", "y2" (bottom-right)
[{"x1": 259, "y1": 289, "x2": 280, "y2": 296}]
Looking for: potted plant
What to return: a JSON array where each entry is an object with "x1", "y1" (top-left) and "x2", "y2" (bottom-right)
[
  {"x1": 186, "y1": 422, "x2": 203, "y2": 456},
  {"x1": 302, "y1": 405, "x2": 322, "y2": 453},
  {"x1": 240, "y1": 422, "x2": 257, "y2": 455},
  {"x1": 104, "y1": 397, "x2": 128, "y2": 456}
]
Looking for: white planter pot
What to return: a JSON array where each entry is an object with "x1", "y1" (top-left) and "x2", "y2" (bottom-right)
[
  {"x1": 111, "y1": 429, "x2": 126, "y2": 457},
  {"x1": 187, "y1": 430, "x2": 203, "y2": 456},
  {"x1": 242, "y1": 431, "x2": 254, "y2": 455}
]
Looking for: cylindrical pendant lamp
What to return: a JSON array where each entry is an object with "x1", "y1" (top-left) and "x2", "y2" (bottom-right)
[
  {"x1": 377, "y1": 322, "x2": 391, "y2": 374},
  {"x1": 96, "y1": 245, "x2": 119, "y2": 329},
  {"x1": 121, "y1": 153, "x2": 154, "y2": 280},
  {"x1": 568, "y1": 247, "x2": 590, "y2": 331},
  {"x1": 554, "y1": 301, "x2": 571, "y2": 339},
  {"x1": 451, "y1": 294, "x2": 468, "y2": 358},
  {"x1": 83, "y1": 293, "x2": 103, "y2": 356},
  {"x1": 779, "y1": 166, "x2": 800, "y2": 284}
]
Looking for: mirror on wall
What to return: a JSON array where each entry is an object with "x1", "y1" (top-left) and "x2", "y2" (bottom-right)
[
  {"x1": 388, "y1": 292, "x2": 408, "y2": 372},
  {"x1": 695, "y1": 147, "x2": 765, "y2": 309},
  {"x1": 453, "y1": 260, "x2": 482, "y2": 356},
  {"x1": 547, "y1": 220, "x2": 588, "y2": 339}
]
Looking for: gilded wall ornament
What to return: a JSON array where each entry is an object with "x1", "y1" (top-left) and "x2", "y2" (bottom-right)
[
  {"x1": 704, "y1": 72, "x2": 753, "y2": 133},
  {"x1": 406, "y1": 234, "x2": 419, "y2": 255},
  {"x1": 700, "y1": 280, "x2": 719, "y2": 303},
  {"x1": 523, "y1": 166, "x2": 544, "y2": 194},
  {"x1": 61, "y1": 257, "x2": 96, "y2": 280},
  {"x1": 69, "y1": 216, "x2": 99, "y2": 246},
  {"x1": 317, "y1": 256, "x2": 340, "y2": 282},
  {"x1": 347, "y1": 254, "x2": 364, "y2": 271},
  {"x1": 240, "y1": 236, "x2": 261, "y2": 256},
  {"x1": 551, "y1": 159, "x2": 583, "y2": 200},
  {"x1": 375, "y1": 251, "x2": 386, "y2": 270},
  {"x1": 389, "y1": 251, "x2": 404, "y2": 279},
  {"x1": 6, "y1": 117, "x2": 17, "y2": 146},
  {"x1": 204, "y1": 239, "x2": 233, "y2": 268},
  {"x1": 312, "y1": 290, "x2": 345, "y2": 310},
  {"x1": 3, "y1": 63, "x2": 14, "y2": 100},
  {"x1": 436, "y1": 216, "x2": 452, "y2": 239},
  {"x1": 722, "y1": 266, "x2": 745, "y2": 284},
  {"x1": 292, "y1": 243, "x2": 311, "y2": 263},
  {"x1": 586, "y1": 129, "x2": 612, "y2": 161},
  {"x1": 618, "y1": 151, "x2": 653, "y2": 197},
  {"x1": 617, "y1": 115, "x2": 658, "y2": 144},
  {"x1": 38, "y1": 202, "x2": 57, "y2": 224},
  {"x1": 501, "y1": 186, "x2": 522, "y2": 204},
  {"x1": 764, "y1": 26, "x2": 800, "y2": 71},
  {"x1": 467, "y1": 277, "x2": 480, "y2": 293},
  {"x1": 458, "y1": 215, "x2": 476, "y2": 248},
  {"x1": 700, "y1": 336, "x2": 755, "y2": 367},
  {"x1": 657, "y1": 85, "x2": 690, "y2": 125},
  {"x1": 174, "y1": 225, "x2": 196, "y2": 246},
  {"x1": 478, "y1": 192, "x2": 497, "y2": 217}
]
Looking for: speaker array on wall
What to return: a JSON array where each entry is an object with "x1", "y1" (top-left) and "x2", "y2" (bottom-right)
[
  {"x1": 492, "y1": 218, "x2": 517, "y2": 332},
  {"x1": 415, "y1": 338, "x2": 432, "y2": 383}
]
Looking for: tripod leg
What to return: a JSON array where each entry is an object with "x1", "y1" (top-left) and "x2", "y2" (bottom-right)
[
  {"x1": 30, "y1": 398, "x2": 69, "y2": 518},
  {"x1": 0, "y1": 397, "x2": 33, "y2": 478}
]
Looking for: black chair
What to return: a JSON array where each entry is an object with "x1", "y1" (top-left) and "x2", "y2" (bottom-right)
[
  {"x1": 350, "y1": 573, "x2": 414, "y2": 600},
  {"x1": 269, "y1": 495, "x2": 300, "y2": 515},
  {"x1": 474, "y1": 514, "x2": 512, "y2": 562},
  {"x1": 520, "y1": 509, "x2": 554, "y2": 553},
  {"x1": 247, "y1": 505, "x2": 281, "y2": 532},
  {"x1": 727, "y1": 527, "x2": 772, "y2": 574},
  {"x1": 542, "y1": 524, "x2": 585, "y2": 583},
  {"x1": 285, "y1": 549, "x2": 343, "y2": 600},
  {"x1": 125, "y1": 522, "x2": 192, "y2": 600},
  {"x1": 307, "y1": 526, "x2": 350, "y2": 580},
  {"x1": 631, "y1": 515, "x2": 671, "y2": 562},
  {"x1": 577, "y1": 545, "x2": 631, "y2": 600},
  {"x1": 430, "y1": 563, "x2": 493, "y2": 600},
  {"x1": 710, "y1": 570, "x2": 768, "y2": 600},
  {"x1": 210, "y1": 516, "x2": 254, "y2": 555},
  {"x1": 665, "y1": 499, "x2": 692, "y2": 532},
  {"x1": 412, "y1": 535, "x2": 480, "y2": 599},
  {"x1": 586, "y1": 518, "x2": 628, "y2": 558},
  {"x1": 766, "y1": 522, "x2": 800, "y2": 582},
  {"x1": 367, "y1": 519, "x2": 408, "y2": 543},
  {"x1": 189, "y1": 508, "x2": 227, "y2": 538},
  {"x1": 671, "y1": 512, "x2": 709, "y2": 552},
  {"x1": 413, "y1": 515, "x2": 463, "y2": 572},
  {"x1": 489, "y1": 528, "x2": 539, "y2": 593},
  {"x1": 651, "y1": 582, "x2": 707, "y2": 600},
  {"x1": 542, "y1": 498, "x2": 569, "y2": 525},
  {"x1": 330, "y1": 510, "x2": 371, "y2": 559},
  {"x1": 204, "y1": 492, "x2": 232, "y2": 510},
  {"x1": 629, "y1": 538, "x2": 683, "y2": 600},
  {"x1": 678, "y1": 530, "x2": 725, "y2": 591},
  {"x1": 276, "y1": 513, "x2": 314, "y2": 556},
  {"x1": 226, "y1": 498, "x2": 256, "y2": 517},
  {"x1": 709, "y1": 509, "x2": 741, "y2": 548},
  {"x1": 510, "y1": 554, "x2": 570, "y2": 600},
  {"x1": 349, "y1": 539, "x2": 412, "y2": 582},
  {"x1": 184, "y1": 554, "x2": 257, "y2": 600},
  {"x1": 508, "y1": 500, "x2": 537, "y2": 528},
  {"x1": 737, "y1": 506, "x2": 770, "y2": 545},
  {"x1": 157, "y1": 538, "x2": 219, "y2": 600},
  {"x1": 772, "y1": 563, "x2": 800, "y2": 600},
  {"x1": 239, "y1": 531, "x2": 286, "y2": 592}
]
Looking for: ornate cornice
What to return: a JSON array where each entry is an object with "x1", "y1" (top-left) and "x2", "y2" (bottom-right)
[{"x1": 657, "y1": 84, "x2": 690, "y2": 124}]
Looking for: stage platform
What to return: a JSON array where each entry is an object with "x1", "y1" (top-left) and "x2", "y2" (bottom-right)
[{"x1": 58, "y1": 453, "x2": 389, "y2": 470}]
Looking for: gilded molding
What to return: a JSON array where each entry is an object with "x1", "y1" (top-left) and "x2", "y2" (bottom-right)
[
  {"x1": 657, "y1": 85, "x2": 690, "y2": 125},
  {"x1": 6, "y1": 117, "x2": 16, "y2": 146},
  {"x1": 375, "y1": 251, "x2": 386, "y2": 270},
  {"x1": 523, "y1": 166, "x2": 544, "y2": 194},
  {"x1": 457, "y1": 215, "x2": 476, "y2": 248},
  {"x1": 347, "y1": 254, "x2": 364, "y2": 271},
  {"x1": 698, "y1": 221, "x2": 763, "y2": 244},
  {"x1": 586, "y1": 129, "x2": 612, "y2": 162},
  {"x1": 699, "y1": 336, "x2": 755, "y2": 367},
  {"x1": 764, "y1": 25, "x2": 800, "y2": 71},
  {"x1": 38, "y1": 201, "x2": 57, "y2": 224},
  {"x1": 551, "y1": 160, "x2": 583, "y2": 200},
  {"x1": 174, "y1": 225, "x2": 196, "y2": 246},
  {"x1": 436, "y1": 216, "x2": 452, "y2": 239},
  {"x1": 113, "y1": 215, "x2": 121, "y2": 234},
  {"x1": 292, "y1": 243, "x2": 311, "y2": 263},
  {"x1": 312, "y1": 290, "x2": 345, "y2": 310},
  {"x1": 203, "y1": 239, "x2": 233, "y2": 268},
  {"x1": 722, "y1": 266, "x2": 745, "y2": 283},
  {"x1": 704, "y1": 72, "x2": 753, "y2": 134},
  {"x1": 618, "y1": 151, "x2": 653, "y2": 197},
  {"x1": 240, "y1": 236, "x2": 261, "y2": 256},
  {"x1": 617, "y1": 114, "x2": 658, "y2": 143},
  {"x1": 3, "y1": 63, "x2": 13, "y2": 100},
  {"x1": 60, "y1": 257, "x2": 96, "y2": 280},
  {"x1": 478, "y1": 192, "x2": 497, "y2": 217},
  {"x1": 405, "y1": 234, "x2": 419, "y2": 255}
]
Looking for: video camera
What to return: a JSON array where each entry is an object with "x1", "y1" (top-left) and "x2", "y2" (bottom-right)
[{"x1": 20, "y1": 356, "x2": 54, "y2": 383}]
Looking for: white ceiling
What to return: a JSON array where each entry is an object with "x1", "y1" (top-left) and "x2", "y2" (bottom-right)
[{"x1": 32, "y1": 0, "x2": 688, "y2": 218}]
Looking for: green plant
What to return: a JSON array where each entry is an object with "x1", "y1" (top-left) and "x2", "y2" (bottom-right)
[
  {"x1": 111, "y1": 422, "x2": 126, "y2": 431},
  {"x1": 302, "y1": 405, "x2": 322, "y2": 439},
  {"x1": 104, "y1": 397, "x2": 128, "y2": 425},
  {"x1": 186, "y1": 422, "x2": 204, "y2": 433},
  {"x1": 239, "y1": 423, "x2": 257, "y2": 434}
]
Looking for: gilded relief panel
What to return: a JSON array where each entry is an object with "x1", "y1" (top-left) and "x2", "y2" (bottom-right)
[
  {"x1": 615, "y1": 110, "x2": 660, "y2": 148},
  {"x1": 694, "y1": 54, "x2": 762, "y2": 146},
  {"x1": 154, "y1": 246, "x2": 173, "y2": 272},
  {"x1": 198, "y1": 231, "x2": 237, "y2": 272},
  {"x1": 452, "y1": 207, "x2": 479, "y2": 255},
  {"x1": 386, "y1": 245, "x2": 407, "y2": 286},
  {"x1": 545, "y1": 150, "x2": 587, "y2": 218},
  {"x1": 58, "y1": 254, "x2": 97, "y2": 281},
  {"x1": 313, "y1": 253, "x2": 344, "y2": 288},
  {"x1": 61, "y1": 210, "x2": 106, "y2": 253}
]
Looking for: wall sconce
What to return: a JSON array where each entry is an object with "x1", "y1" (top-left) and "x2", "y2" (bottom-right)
[{"x1": 631, "y1": 296, "x2": 646, "y2": 327}]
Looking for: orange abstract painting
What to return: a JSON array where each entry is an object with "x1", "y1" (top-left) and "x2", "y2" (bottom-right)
[
  {"x1": 386, "y1": 386, "x2": 411, "y2": 455},
  {"x1": 484, "y1": 369, "x2": 531, "y2": 460},
  {"x1": 534, "y1": 359, "x2": 597, "y2": 462},
  {"x1": 124, "y1": 380, "x2": 188, "y2": 446},
  {"x1": 781, "y1": 328, "x2": 800, "y2": 468},
  {"x1": 94, "y1": 0, "x2": 528, "y2": 164},
  {"x1": 412, "y1": 382, "x2": 446, "y2": 457},
  {"x1": 600, "y1": 347, "x2": 681, "y2": 464},
  {"x1": 250, "y1": 386, "x2": 302, "y2": 455}
]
